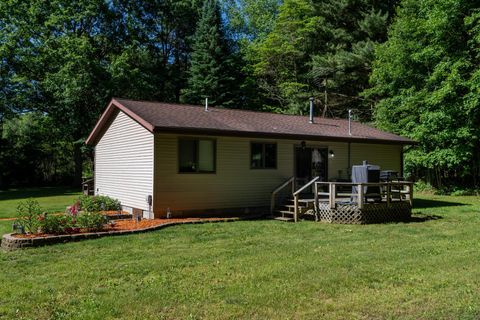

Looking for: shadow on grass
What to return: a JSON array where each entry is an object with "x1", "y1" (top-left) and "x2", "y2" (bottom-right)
[
  {"x1": 407, "y1": 213, "x2": 443, "y2": 223},
  {"x1": 0, "y1": 187, "x2": 80, "y2": 201},
  {"x1": 413, "y1": 198, "x2": 468, "y2": 209}
]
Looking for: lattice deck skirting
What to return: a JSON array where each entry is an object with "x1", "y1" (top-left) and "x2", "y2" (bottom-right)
[{"x1": 317, "y1": 201, "x2": 411, "y2": 224}]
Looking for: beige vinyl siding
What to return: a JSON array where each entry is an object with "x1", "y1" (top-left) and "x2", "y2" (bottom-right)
[
  {"x1": 350, "y1": 143, "x2": 402, "y2": 172},
  {"x1": 95, "y1": 110, "x2": 153, "y2": 211},
  {"x1": 153, "y1": 134, "x2": 356, "y2": 215}
]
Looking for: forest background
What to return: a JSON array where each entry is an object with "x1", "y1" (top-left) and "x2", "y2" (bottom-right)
[{"x1": 1, "y1": 0, "x2": 479, "y2": 191}]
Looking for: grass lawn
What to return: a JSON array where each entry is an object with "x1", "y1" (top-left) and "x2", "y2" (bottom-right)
[
  {"x1": 0, "y1": 187, "x2": 81, "y2": 218},
  {"x1": 1, "y1": 193, "x2": 480, "y2": 319},
  {"x1": 0, "y1": 220, "x2": 12, "y2": 236}
]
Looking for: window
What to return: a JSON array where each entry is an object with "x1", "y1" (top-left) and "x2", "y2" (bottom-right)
[
  {"x1": 179, "y1": 138, "x2": 216, "y2": 173},
  {"x1": 251, "y1": 142, "x2": 277, "y2": 169}
]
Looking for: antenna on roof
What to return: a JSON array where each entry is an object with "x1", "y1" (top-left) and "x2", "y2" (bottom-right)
[
  {"x1": 309, "y1": 97, "x2": 314, "y2": 124},
  {"x1": 348, "y1": 109, "x2": 352, "y2": 136},
  {"x1": 205, "y1": 97, "x2": 208, "y2": 112}
]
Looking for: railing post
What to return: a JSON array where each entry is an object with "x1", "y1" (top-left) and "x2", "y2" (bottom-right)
[
  {"x1": 294, "y1": 194, "x2": 299, "y2": 222},
  {"x1": 358, "y1": 184, "x2": 364, "y2": 209},
  {"x1": 329, "y1": 183, "x2": 336, "y2": 209},
  {"x1": 386, "y1": 183, "x2": 391, "y2": 208},
  {"x1": 270, "y1": 194, "x2": 275, "y2": 215},
  {"x1": 314, "y1": 182, "x2": 319, "y2": 221},
  {"x1": 408, "y1": 183, "x2": 413, "y2": 207}
]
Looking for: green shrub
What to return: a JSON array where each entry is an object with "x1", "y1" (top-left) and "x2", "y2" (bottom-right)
[
  {"x1": 414, "y1": 181, "x2": 435, "y2": 193},
  {"x1": 78, "y1": 195, "x2": 121, "y2": 212},
  {"x1": 40, "y1": 214, "x2": 74, "y2": 234},
  {"x1": 76, "y1": 211, "x2": 107, "y2": 231},
  {"x1": 450, "y1": 188, "x2": 479, "y2": 196},
  {"x1": 15, "y1": 199, "x2": 43, "y2": 234}
]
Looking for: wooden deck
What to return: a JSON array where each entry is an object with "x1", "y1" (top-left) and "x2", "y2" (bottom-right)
[{"x1": 271, "y1": 179, "x2": 414, "y2": 223}]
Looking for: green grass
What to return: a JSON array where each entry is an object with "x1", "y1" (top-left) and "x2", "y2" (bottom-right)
[
  {"x1": 0, "y1": 187, "x2": 81, "y2": 218},
  {"x1": 1, "y1": 193, "x2": 480, "y2": 319},
  {"x1": 0, "y1": 220, "x2": 12, "y2": 236}
]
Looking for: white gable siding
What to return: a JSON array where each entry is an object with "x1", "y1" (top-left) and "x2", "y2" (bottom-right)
[{"x1": 95, "y1": 110, "x2": 153, "y2": 212}]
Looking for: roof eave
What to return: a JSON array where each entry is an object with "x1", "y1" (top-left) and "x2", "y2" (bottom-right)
[{"x1": 152, "y1": 126, "x2": 416, "y2": 145}]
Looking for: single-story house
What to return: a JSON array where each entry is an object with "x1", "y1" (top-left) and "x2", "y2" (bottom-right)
[{"x1": 86, "y1": 98, "x2": 414, "y2": 219}]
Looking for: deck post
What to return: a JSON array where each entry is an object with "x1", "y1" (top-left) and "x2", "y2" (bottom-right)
[
  {"x1": 294, "y1": 194, "x2": 299, "y2": 222},
  {"x1": 408, "y1": 183, "x2": 413, "y2": 207},
  {"x1": 314, "y1": 182, "x2": 319, "y2": 221},
  {"x1": 270, "y1": 194, "x2": 275, "y2": 215},
  {"x1": 329, "y1": 183, "x2": 336, "y2": 209},
  {"x1": 358, "y1": 184, "x2": 364, "y2": 209},
  {"x1": 386, "y1": 183, "x2": 391, "y2": 208}
]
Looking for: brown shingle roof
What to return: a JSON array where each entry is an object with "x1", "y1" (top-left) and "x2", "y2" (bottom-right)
[{"x1": 85, "y1": 98, "x2": 415, "y2": 145}]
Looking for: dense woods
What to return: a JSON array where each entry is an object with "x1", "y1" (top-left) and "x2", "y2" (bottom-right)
[{"x1": 0, "y1": 0, "x2": 479, "y2": 190}]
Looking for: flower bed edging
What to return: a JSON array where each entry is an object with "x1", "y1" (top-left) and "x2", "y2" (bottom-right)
[{"x1": 1, "y1": 217, "x2": 252, "y2": 250}]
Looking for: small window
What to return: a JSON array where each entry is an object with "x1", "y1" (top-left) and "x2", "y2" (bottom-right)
[
  {"x1": 179, "y1": 138, "x2": 216, "y2": 173},
  {"x1": 251, "y1": 142, "x2": 277, "y2": 169}
]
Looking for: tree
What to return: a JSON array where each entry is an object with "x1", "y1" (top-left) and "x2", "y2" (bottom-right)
[
  {"x1": 1, "y1": 113, "x2": 74, "y2": 186},
  {"x1": 181, "y1": 0, "x2": 239, "y2": 107},
  {"x1": 0, "y1": 0, "x2": 203, "y2": 187},
  {"x1": 221, "y1": 0, "x2": 281, "y2": 41},
  {"x1": 251, "y1": 0, "x2": 397, "y2": 116},
  {"x1": 366, "y1": 0, "x2": 480, "y2": 187}
]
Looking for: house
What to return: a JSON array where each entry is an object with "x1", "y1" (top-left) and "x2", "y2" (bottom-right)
[{"x1": 86, "y1": 98, "x2": 414, "y2": 219}]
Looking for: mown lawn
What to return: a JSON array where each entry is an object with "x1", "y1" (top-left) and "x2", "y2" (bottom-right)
[
  {"x1": 0, "y1": 220, "x2": 12, "y2": 236},
  {"x1": 0, "y1": 187, "x2": 81, "y2": 218},
  {"x1": 1, "y1": 193, "x2": 479, "y2": 319}
]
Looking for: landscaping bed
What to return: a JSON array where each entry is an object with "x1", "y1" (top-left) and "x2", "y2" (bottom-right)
[
  {"x1": 2, "y1": 217, "x2": 241, "y2": 250},
  {"x1": 3, "y1": 195, "x2": 254, "y2": 249}
]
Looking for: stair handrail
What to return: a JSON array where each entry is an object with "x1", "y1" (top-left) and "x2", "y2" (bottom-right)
[
  {"x1": 270, "y1": 176, "x2": 295, "y2": 214},
  {"x1": 292, "y1": 176, "x2": 320, "y2": 222},
  {"x1": 293, "y1": 176, "x2": 320, "y2": 196}
]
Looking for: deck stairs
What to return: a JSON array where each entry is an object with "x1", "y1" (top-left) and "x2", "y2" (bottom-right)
[{"x1": 273, "y1": 195, "x2": 315, "y2": 222}]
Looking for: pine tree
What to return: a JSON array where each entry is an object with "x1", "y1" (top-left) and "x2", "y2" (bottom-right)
[
  {"x1": 181, "y1": 0, "x2": 238, "y2": 107},
  {"x1": 252, "y1": 0, "x2": 397, "y2": 116}
]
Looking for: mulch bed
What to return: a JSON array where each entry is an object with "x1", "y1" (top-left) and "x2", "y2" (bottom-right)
[{"x1": 107, "y1": 217, "x2": 227, "y2": 231}]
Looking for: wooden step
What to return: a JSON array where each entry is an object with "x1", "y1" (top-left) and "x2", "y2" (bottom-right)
[
  {"x1": 288, "y1": 198, "x2": 315, "y2": 203},
  {"x1": 276, "y1": 210, "x2": 295, "y2": 215},
  {"x1": 284, "y1": 204, "x2": 306, "y2": 209},
  {"x1": 273, "y1": 216, "x2": 295, "y2": 222}
]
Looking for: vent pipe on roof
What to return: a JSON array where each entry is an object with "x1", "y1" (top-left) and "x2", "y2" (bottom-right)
[
  {"x1": 205, "y1": 97, "x2": 209, "y2": 111},
  {"x1": 309, "y1": 97, "x2": 314, "y2": 124},
  {"x1": 348, "y1": 109, "x2": 352, "y2": 136}
]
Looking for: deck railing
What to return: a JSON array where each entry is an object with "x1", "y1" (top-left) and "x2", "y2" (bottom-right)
[
  {"x1": 292, "y1": 176, "x2": 320, "y2": 222},
  {"x1": 315, "y1": 181, "x2": 414, "y2": 211},
  {"x1": 270, "y1": 177, "x2": 295, "y2": 215}
]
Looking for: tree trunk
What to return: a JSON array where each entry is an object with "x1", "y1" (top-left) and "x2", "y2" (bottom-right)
[{"x1": 73, "y1": 143, "x2": 83, "y2": 187}]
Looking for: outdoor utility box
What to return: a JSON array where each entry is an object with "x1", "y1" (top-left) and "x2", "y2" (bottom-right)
[{"x1": 351, "y1": 161, "x2": 381, "y2": 203}]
